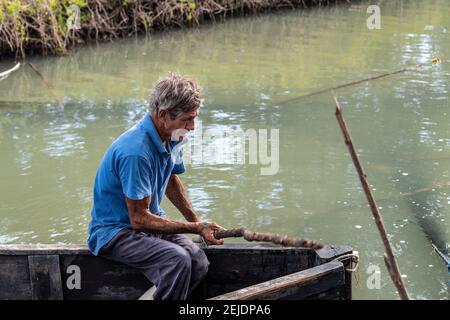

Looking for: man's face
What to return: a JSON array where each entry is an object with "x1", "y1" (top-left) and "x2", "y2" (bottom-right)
[{"x1": 162, "y1": 108, "x2": 199, "y2": 138}]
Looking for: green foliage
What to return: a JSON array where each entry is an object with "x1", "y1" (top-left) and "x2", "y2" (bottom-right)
[
  {"x1": 3, "y1": 0, "x2": 29, "y2": 18},
  {"x1": 188, "y1": 2, "x2": 196, "y2": 10},
  {"x1": 122, "y1": 0, "x2": 135, "y2": 7},
  {"x1": 0, "y1": 0, "x2": 89, "y2": 56},
  {"x1": 69, "y1": 0, "x2": 88, "y2": 8},
  {"x1": 0, "y1": 1, "x2": 28, "y2": 43},
  {"x1": 80, "y1": 12, "x2": 89, "y2": 23}
]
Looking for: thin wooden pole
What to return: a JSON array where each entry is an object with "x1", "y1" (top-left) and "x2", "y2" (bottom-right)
[
  {"x1": 276, "y1": 58, "x2": 440, "y2": 106},
  {"x1": 214, "y1": 228, "x2": 324, "y2": 250},
  {"x1": 333, "y1": 95, "x2": 410, "y2": 300},
  {"x1": 27, "y1": 62, "x2": 61, "y2": 106},
  {"x1": 27, "y1": 62, "x2": 55, "y2": 90}
]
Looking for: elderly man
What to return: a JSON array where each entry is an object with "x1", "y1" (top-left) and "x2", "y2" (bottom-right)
[{"x1": 87, "y1": 73, "x2": 224, "y2": 300}]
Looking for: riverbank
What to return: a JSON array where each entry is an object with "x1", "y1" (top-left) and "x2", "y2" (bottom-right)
[{"x1": 0, "y1": 0, "x2": 351, "y2": 59}]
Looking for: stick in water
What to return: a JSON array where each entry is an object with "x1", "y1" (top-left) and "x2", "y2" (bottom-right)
[
  {"x1": 275, "y1": 57, "x2": 441, "y2": 106},
  {"x1": 27, "y1": 62, "x2": 55, "y2": 90},
  {"x1": 27, "y1": 62, "x2": 61, "y2": 107},
  {"x1": 214, "y1": 228, "x2": 324, "y2": 250},
  {"x1": 334, "y1": 95, "x2": 410, "y2": 300}
]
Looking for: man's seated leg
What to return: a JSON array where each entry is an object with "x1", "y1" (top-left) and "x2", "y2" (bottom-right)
[
  {"x1": 162, "y1": 234, "x2": 209, "y2": 294},
  {"x1": 100, "y1": 229, "x2": 192, "y2": 300}
]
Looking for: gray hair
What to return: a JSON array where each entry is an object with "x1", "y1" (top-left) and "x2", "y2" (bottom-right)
[{"x1": 149, "y1": 72, "x2": 201, "y2": 118}]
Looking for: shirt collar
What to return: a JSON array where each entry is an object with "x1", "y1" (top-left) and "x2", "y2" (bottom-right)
[{"x1": 141, "y1": 113, "x2": 169, "y2": 155}]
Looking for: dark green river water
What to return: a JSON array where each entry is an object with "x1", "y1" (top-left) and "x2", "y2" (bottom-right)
[{"x1": 0, "y1": 0, "x2": 449, "y2": 299}]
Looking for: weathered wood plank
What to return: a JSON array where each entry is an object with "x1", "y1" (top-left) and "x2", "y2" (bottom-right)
[
  {"x1": 0, "y1": 244, "x2": 90, "y2": 255},
  {"x1": 315, "y1": 245, "x2": 354, "y2": 300},
  {"x1": 203, "y1": 248, "x2": 311, "y2": 297},
  {"x1": 60, "y1": 255, "x2": 150, "y2": 300},
  {"x1": 0, "y1": 243, "x2": 314, "y2": 255},
  {"x1": 209, "y1": 261, "x2": 344, "y2": 300},
  {"x1": 28, "y1": 255, "x2": 63, "y2": 300},
  {"x1": 206, "y1": 252, "x2": 287, "y2": 282},
  {"x1": 304, "y1": 285, "x2": 347, "y2": 300},
  {"x1": 263, "y1": 270, "x2": 344, "y2": 300},
  {"x1": 0, "y1": 255, "x2": 32, "y2": 299},
  {"x1": 316, "y1": 245, "x2": 353, "y2": 262}
]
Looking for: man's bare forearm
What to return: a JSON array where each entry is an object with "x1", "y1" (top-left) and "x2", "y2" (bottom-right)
[
  {"x1": 126, "y1": 195, "x2": 198, "y2": 234},
  {"x1": 132, "y1": 208, "x2": 199, "y2": 234},
  {"x1": 165, "y1": 174, "x2": 199, "y2": 222},
  {"x1": 126, "y1": 196, "x2": 224, "y2": 245}
]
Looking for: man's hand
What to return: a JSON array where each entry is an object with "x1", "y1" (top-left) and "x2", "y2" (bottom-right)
[{"x1": 195, "y1": 222, "x2": 225, "y2": 245}]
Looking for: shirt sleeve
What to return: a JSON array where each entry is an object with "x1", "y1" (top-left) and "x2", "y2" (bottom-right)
[{"x1": 119, "y1": 155, "x2": 152, "y2": 200}]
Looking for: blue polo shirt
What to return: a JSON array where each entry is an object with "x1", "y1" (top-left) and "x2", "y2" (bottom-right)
[{"x1": 87, "y1": 113, "x2": 185, "y2": 256}]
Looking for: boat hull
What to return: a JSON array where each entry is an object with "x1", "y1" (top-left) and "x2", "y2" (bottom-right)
[{"x1": 0, "y1": 243, "x2": 353, "y2": 300}]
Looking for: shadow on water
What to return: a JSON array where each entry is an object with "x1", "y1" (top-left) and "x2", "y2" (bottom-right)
[
  {"x1": 405, "y1": 192, "x2": 449, "y2": 263},
  {"x1": 398, "y1": 170, "x2": 450, "y2": 264}
]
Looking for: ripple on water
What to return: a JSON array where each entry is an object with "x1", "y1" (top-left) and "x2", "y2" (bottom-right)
[{"x1": 41, "y1": 122, "x2": 86, "y2": 158}]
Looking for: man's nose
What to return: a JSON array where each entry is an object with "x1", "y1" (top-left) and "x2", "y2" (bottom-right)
[{"x1": 185, "y1": 120, "x2": 195, "y2": 131}]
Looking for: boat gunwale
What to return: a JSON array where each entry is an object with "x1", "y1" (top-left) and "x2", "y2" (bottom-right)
[
  {"x1": 0, "y1": 243, "x2": 353, "y2": 261},
  {"x1": 209, "y1": 260, "x2": 345, "y2": 300}
]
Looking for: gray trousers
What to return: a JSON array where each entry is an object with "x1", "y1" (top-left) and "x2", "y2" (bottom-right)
[{"x1": 99, "y1": 228, "x2": 209, "y2": 300}]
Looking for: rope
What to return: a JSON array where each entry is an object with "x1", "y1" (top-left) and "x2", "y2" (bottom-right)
[{"x1": 332, "y1": 251, "x2": 361, "y2": 288}]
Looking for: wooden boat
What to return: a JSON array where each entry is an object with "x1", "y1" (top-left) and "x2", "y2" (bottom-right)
[{"x1": 0, "y1": 243, "x2": 354, "y2": 300}]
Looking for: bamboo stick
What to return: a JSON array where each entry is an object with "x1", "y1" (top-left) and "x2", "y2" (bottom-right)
[
  {"x1": 214, "y1": 228, "x2": 324, "y2": 250},
  {"x1": 27, "y1": 62, "x2": 55, "y2": 90},
  {"x1": 334, "y1": 95, "x2": 410, "y2": 300},
  {"x1": 27, "y1": 62, "x2": 61, "y2": 105},
  {"x1": 275, "y1": 60, "x2": 439, "y2": 106}
]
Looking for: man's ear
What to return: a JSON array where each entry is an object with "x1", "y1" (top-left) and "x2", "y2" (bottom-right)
[{"x1": 158, "y1": 109, "x2": 168, "y2": 121}]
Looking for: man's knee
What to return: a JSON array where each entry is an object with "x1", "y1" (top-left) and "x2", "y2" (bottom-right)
[
  {"x1": 169, "y1": 245, "x2": 192, "y2": 270},
  {"x1": 193, "y1": 249, "x2": 209, "y2": 277},
  {"x1": 198, "y1": 257, "x2": 209, "y2": 278}
]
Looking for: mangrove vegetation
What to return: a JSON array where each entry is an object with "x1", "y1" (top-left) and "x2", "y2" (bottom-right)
[{"x1": 0, "y1": 0, "x2": 350, "y2": 58}]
